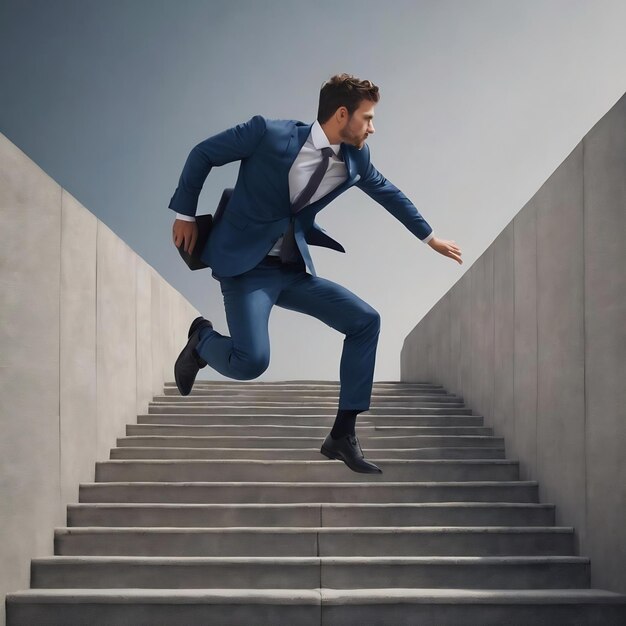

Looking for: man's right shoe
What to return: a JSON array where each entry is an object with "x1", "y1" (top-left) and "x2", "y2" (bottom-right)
[
  {"x1": 174, "y1": 316, "x2": 213, "y2": 396},
  {"x1": 320, "y1": 432, "x2": 383, "y2": 474}
]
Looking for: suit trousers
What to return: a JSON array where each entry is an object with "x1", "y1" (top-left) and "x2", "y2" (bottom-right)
[{"x1": 195, "y1": 255, "x2": 381, "y2": 410}]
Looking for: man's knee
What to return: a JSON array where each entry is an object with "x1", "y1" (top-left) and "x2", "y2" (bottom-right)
[
  {"x1": 350, "y1": 307, "x2": 381, "y2": 335},
  {"x1": 233, "y1": 352, "x2": 270, "y2": 380}
]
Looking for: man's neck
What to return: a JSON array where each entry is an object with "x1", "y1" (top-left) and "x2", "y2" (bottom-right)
[{"x1": 319, "y1": 121, "x2": 341, "y2": 145}]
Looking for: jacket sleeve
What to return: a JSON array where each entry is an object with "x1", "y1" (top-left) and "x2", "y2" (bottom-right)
[
  {"x1": 168, "y1": 114, "x2": 267, "y2": 217},
  {"x1": 355, "y1": 143, "x2": 434, "y2": 243}
]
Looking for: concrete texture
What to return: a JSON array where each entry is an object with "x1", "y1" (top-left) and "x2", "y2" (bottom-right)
[
  {"x1": 0, "y1": 131, "x2": 200, "y2": 626},
  {"x1": 6, "y1": 588, "x2": 626, "y2": 626},
  {"x1": 492, "y1": 222, "x2": 516, "y2": 463},
  {"x1": 513, "y1": 198, "x2": 538, "y2": 482},
  {"x1": 535, "y1": 142, "x2": 586, "y2": 549},
  {"x1": 583, "y1": 92, "x2": 626, "y2": 594},
  {"x1": 0, "y1": 134, "x2": 63, "y2": 626},
  {"x1": 96, "y1": 222, "x2": 137, "y2": 462},
  {"x1": 401, "y1": 92, "x2": 626, "y2": 593},
  {"x1": 135, "y1": 259, "x2": 153, "y2": 416},
  {"x1": 60, "y1": 190, "x2": 98, "y2": 504}
]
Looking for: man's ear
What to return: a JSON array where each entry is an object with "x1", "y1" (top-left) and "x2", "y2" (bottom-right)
[{"x1": 335, "y1": 106, "x2": 349, "y2": 123}]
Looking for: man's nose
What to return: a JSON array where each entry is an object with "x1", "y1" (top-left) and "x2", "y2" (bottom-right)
[{"x1": 368, "y1": 122, "x2": 375, "y2": 133}]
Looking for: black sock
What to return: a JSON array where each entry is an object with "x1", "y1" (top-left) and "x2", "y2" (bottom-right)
[{"x1": 330, "y1": 409, "x2": 362, "y2": 439}]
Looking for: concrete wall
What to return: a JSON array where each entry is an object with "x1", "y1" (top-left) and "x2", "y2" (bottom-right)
[
  {"x1": 401, "y1": 92, "x2": 626, "y2": 593},
  {"x1": 0, "y1": 132, "x2": 200, "y2": 624}
]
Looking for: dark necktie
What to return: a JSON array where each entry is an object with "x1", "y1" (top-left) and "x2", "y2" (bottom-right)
[{"x1": 279, "y1": 146, "x2": 335, "y2": 264}]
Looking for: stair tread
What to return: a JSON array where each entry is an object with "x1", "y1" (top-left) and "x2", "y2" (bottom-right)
[
  {"x1": 69, "y1": 502, "x2": 554, "y2": 508},
  {"x1": 83, "y1": 479, "x2": 535, "y2": 486},
  {"x1": 54, "y1": 526, "x2": 573, "y2": 533},
  {"x1": 8, "y1": 587, "x2": 626, "y2": 604},
  {"x1": 33, "y1": 555, "x2": 590, "y2": 563},
  {"x1": 97, "y1": 459, "x2": 517, "y2": 465}
]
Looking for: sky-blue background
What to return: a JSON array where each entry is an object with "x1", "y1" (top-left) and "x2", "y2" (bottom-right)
[{"x1": 1, "y1": 0, "x2": 625, "y2": 381}]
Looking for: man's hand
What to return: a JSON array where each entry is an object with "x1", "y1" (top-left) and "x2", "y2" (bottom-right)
[
  {"x1": 427, "y1": 236, "x2": 463, "y2": 264},
  {"x1": 172, "y1": 219, "x2": 198, "y2": 255}
]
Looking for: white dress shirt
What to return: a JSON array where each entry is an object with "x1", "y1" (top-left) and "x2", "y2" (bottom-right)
[{"x1": 176, "y1": 120, "x2": 435, "y2": 252}]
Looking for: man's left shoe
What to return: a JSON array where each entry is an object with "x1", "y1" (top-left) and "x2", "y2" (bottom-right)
[
  {"x1": 174, "y1": 316, "x2": 213, "y2": 396},
  {"x1": 320, "y1": 432, "x2": 383, "y2": 474}
]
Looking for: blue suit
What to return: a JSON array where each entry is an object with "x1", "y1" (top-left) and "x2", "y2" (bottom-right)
[{"x1": 168, "y1": 115, "x2": 433, "y2": 409}]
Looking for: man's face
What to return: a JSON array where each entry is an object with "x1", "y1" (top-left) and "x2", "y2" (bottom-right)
[{"x1": 338, "y1": 100, "x2": 376, "y2": 149}]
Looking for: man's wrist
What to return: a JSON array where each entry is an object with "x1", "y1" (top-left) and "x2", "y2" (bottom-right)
[{"x1": 176, "y1": 213, "x2": 196, "y2": 222}]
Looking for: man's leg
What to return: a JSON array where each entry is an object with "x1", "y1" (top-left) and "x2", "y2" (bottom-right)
[
  {"x1": 194, "y1": 269, "x2": 281, "y2": 380},
  {"x1": 275, "y1": 270, "x2": 382, "y2": 474},
  {"x1": 275, "y1": 272, "x2": 381, "y2": 411}
]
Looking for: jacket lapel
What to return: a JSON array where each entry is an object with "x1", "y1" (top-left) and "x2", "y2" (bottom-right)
[
  {"x1": 282, "y1": 122, "x2": 361, "y2": 217},
  {"x1": 280, "y1": 122, "x2": 313, "y2": 207},
  {"x1": 284, "y1": 122, "x2": 312, "y2": 166}
]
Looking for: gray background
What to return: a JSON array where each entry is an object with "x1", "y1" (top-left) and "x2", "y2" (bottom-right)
[{"x1": 1, "y1": 0, "x2": 625, "y2": 381}]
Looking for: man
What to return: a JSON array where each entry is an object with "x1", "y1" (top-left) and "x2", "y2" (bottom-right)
[{"x1": 169, "y1": 74, "x2": 462, "y2": 474}]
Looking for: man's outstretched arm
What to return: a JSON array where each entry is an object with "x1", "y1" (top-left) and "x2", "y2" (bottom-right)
[
  {"x1": 356, "y1": 144, "x2": 462, "y2": 264},
  {"x1": 169, "y1": 114, "x2": 267, "y2": 253}
]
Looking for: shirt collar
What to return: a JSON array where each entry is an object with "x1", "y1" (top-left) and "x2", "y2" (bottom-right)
[{"x1": 310, "y1": 120, "x2": 341, "y2": 157}]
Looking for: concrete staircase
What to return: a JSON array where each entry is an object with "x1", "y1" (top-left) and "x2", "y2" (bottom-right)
[{"x1": 6, "y1": 380, "x2": 626, "y2": 625}]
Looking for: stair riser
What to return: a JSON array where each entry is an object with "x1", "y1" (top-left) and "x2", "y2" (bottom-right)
[
  {"x1": 165, "y1": 382, "x2": 444, "y2": 389},
  {"x1": 156, "y1": 393, "x2": 460, "y2": 401},
  {"x1": 152, "y1": 398, "x2": 462, "y2": 405},
  {"x1": 126, "y1": 420, "x2": 485, "y2": 436},
  {"x1": 137, "y1": 415, "x2": 476, "y2": 426},
  {"x1": 94, "y1": 461, "x2": 519, "y2": 483},
  {"x1": 147, "y1": 406, "x2": 472, "y2": 415},
  {"x1": 79, "y1": 483, "x2": 539, "y2": 504},
  {"x1": 324, "y1": 604, "x2": 626, "y2": 626},
  {"x1": 67, "y1": 504, "x2": 556, "y2": 528},
  {"x1": 117, "y1": 430, "x2": 497, "y2": 448},
  {"x1": 55, "y1": 530, "x2": 575, "y2": 557},
  {"x1": 323, "y1": 561, "x2": 590, "y2": 589},
  {"x1": 6, "y1": 603, "x2": 319, "y2": 626},
  {"x1": 141, "y1": 415, "x2": 345, "y2": 425},
  {"x1": 30, "y1": 561, "x2": 590, "y2": 589},
  {"x1": 164, "y1": 389, "x2": 449, "y2": 397},
  {"x1": 109, "y1": 447, "x2": 506, "y2": 460},
  {"x1": 7, "y1": 601, "x2": 625, "y2": 626}
]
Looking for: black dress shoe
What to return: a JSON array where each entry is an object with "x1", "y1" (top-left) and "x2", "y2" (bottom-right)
[
  {"x1": 320, "y1": 432, "x2": 383, "y2": 474},
  {"x1": 174, "y1": 316, "x2": 213, "y2": 396}
]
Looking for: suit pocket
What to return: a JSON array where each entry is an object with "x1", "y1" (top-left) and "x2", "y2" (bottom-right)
[{"x1": 223, "y1": 210, "x2": 249, "y2": 230}]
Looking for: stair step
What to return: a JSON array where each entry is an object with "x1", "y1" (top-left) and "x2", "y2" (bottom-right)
[
  {"x1": 79, "y1": 480, "x2": 540, "y2": 504},
  {"x1": 146, "y1": 405, "x2": 473, "y2": 415},
  {"x1": 137, "y1": 413, "x2": 363, "y2": 426},
  {"x1": 116, "y1": 433, "x2": 502, "y2": 448},
  {"x1": 54, "y1": 526, "x2": 575, "y2": 557},
  {"x1": 7, "y1": 588, "x2": 625, "y2": 626},
  {"x1": 164, "y1": 381, "x2": 444, "y2": 388},
  {"x1": 151, "y1": 399, "x2": 466, "y2": 407},
  {"x1": 110, "y1": 446, "x2": 506, "y2": 460},
  {"x1": 155, "y1": 393, "x2": 461, "y2": 402},
  {"x1": 137, "y1": 414, "x2": 477, "y2": 426},
  {"x1": 126, "y1": 420, "x2": 486, "y2": 436},
  {"x1": 94, "y1": 459, "x2": 520, "y2": 483},
  {"x1": 67, "y1": 502, "x2": 556, "y2": 528},
  {"x1": 29, "y1": 555, "x2": 590, "y2": 589},
  {"x1": 162, "y1": 389, "x2": 452, "y2": 398}
]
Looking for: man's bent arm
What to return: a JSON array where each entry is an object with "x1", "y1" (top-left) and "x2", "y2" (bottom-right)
[
  {"x1": 356, "y1": 143, "x2": 434, "y2": 243},
  {"x1": 168, "y1": 114, "x2": 267, "y2": 217}
]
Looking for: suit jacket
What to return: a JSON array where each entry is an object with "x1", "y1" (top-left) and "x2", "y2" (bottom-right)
[{"x1": 168, "y1": 115, "x2": 433, "y2": 277}]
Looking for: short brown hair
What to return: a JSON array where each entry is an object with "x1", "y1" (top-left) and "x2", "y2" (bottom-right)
[{"x1": 317, "y1": 73, "x2": 380, "y2": 123}]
